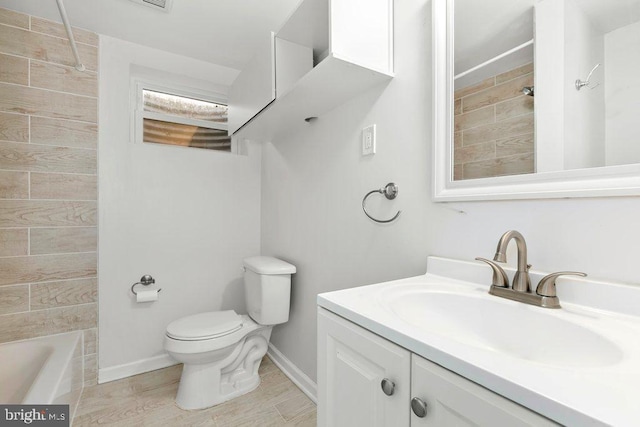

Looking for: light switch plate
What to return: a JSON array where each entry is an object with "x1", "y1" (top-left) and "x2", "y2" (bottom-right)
[{"x1": 362, "y1": 124, "x2": 376, "y2": 156}]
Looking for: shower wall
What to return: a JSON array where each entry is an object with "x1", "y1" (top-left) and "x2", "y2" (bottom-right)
[
  {"x1": 536, "y1": 0, "x2": 605, "y2": 172},
  {"x1": 605, "y1": 20, "x2": 640, "y2": 166},
  {"x1": 453, "y1": 62, "x2": 534, "y2": 180},
  {"x1": 0, "y1": 7, "x2": 98, "y2": 385},
  {"x1": 562, "y1": 0, "x2": 605, "y2": 170}
]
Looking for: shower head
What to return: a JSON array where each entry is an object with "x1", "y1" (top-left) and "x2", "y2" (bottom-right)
[{"x1": 522, "y1": 86, "x2": 534, "y2": 97}]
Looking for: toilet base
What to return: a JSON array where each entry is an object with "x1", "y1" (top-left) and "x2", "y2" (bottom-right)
[{"x1": 174, "y1": 326, "x2": 272, "y2": 410}]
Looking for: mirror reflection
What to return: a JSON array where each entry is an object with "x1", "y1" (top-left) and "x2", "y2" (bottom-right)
[{"x1": 453, "y1": 0, "x2": 640, "y2": 181}]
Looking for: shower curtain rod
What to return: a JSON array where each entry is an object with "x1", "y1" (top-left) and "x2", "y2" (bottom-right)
[
  {"x1": 454, "y1": 39, "x2": 533, "y2": 81},
  {"x1": 55, "y1": 0, "x2": 85, "y2": 71}
]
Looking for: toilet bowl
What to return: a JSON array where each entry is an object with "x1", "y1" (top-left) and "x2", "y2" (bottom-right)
[
  {"x1": 164, "y1": 256, "x2": 296, "y2": 410},
  {"x1": 165, "y1": 312, "x2": 271, "y2": 409}
]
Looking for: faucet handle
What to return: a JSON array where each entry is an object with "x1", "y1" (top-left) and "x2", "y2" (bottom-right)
[
  {"x1": 536, "y1": 271, "x2": 587, "y2": 297},
  {"x1": 475, "y1": 257, "x2": 509, "y2": 288}
]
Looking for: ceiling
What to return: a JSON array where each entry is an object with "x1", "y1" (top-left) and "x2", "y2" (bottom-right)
[
  {"x1": 0, "y1": 0, "x2": 300, "y2": 70},
  {"x1": 455, "y1": 0, "x2": 535, "y2": 76},
  {"x1": 578, "y1": 0, "x2": 640, "y2": 33}
]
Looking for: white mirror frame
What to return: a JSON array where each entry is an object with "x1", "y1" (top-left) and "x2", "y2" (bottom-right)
[{"x1": 432, "y1": 0, "x2": 640, "y2": 201}]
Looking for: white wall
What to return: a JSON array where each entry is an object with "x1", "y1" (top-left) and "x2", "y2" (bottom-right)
[
  {"x1": 535, "y1": 0, "x2": 564, "y2": 172},
  {"x1": 563, "y1": 0, "x2": 605, "y2": 170},
  {"x1": 262, "y1": 0, "x2": 432, "y2": 380},
  {"x1": 262, "y1": 0, "x2": 640, "y2": 385},
  {"x1": 536, "y1": 0, "x2": 605, "y2": 172},
  {"x1": 605, "y1": 20, "x2": 640, "y2": 166},
  {"x1": 99, "y1": 36, "x2": 262, "y2": 380}
]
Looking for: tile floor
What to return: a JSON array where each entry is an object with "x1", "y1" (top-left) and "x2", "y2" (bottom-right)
[{"x1": 73, "y1": 356, "x2": 316, "y2": 426}]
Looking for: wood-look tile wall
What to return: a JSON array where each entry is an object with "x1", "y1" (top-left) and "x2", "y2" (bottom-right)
[
  {"x1": 454, "y1": 63, "x2": 535, "y2": 180},
  {"x1": 0, "y1": 7, "x2": 98, "y2": 386}
]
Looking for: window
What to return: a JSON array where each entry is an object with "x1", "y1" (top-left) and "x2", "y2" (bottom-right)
[{"x1": 135, "y1": 84, "x2": 231, "y2": 151}]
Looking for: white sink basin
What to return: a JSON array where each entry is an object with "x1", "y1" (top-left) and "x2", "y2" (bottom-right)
[
  {"x1": 318, "y1": 257, "x2": 640, "y2": 425},
  {"x1": 383, "y1": 285, "x2": 623, "y2": 368}
]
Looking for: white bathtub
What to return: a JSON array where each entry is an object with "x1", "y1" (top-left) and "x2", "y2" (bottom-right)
[{"x1": 0, "y1": 332, "x2": 84, "y2": 418}]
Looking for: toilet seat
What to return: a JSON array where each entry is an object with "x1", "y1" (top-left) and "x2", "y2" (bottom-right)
[
  {"x1": 166, "y1": 310, "x2": 242, "y2": 341},
  {"x1": 164, "y1": 315, "x2": 264, "y2": 355}
]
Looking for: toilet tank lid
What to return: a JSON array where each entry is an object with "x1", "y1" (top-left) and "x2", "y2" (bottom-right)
[{"x1": 243, "y1": 256, "x2": 296, "y2": 275}]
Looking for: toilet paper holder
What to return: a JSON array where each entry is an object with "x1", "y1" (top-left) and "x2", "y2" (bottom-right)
[{"x1": 131, "y1": 274, "x2": 162, "y2": 295}]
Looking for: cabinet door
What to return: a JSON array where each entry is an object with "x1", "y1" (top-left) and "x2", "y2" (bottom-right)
[
  {"x1": 318, "y1": 308, "x2": 411, "y2": 427},
  {"x1": 330, "y1": 0, "x2": 394, "y2": 74},
  {"x1": 410, "y1": 355, "x2": 558, "y2": 426},
  {"x1": 227, "y1": 31, "x2": 275, "y2": 134}
]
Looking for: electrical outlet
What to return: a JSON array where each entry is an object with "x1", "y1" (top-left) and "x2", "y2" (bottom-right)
[{"x1": 362, "y1": 124, "x2": 376, "y2": 156}]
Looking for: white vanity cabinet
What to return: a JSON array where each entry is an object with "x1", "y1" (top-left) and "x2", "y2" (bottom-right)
[
  {"x1": 228, "y1": 0, "x2": 394, "y2": 140},
  {"x1": 318, "y1": 308, "x2": 556, "y2": 427},
  {"x1": 317, "y1": 308, "x2": 411, "y2": 427},
  {"x1": 410, "y1": 355, "x2": 557, "y2": 426}
]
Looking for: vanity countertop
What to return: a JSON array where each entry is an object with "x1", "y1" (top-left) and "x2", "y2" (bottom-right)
[{"x1": 317, "y1": 256, "x2": 640, "y2": 426}]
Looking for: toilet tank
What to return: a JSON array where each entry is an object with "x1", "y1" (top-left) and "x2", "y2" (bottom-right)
[{"x1": 243, "y1": 256, "x2": 296, "y2": 325}]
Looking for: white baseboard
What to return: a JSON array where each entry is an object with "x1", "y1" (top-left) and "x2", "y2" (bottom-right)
[
  {"x1": 98, "y1": 353, "x2": 178, "y2": 384},
  {"x1": 97, "y1": 345, "x2": 318, "y2": 404},
  {"x1": 267, "y1": 343, "x2": 317, "y2": 403}
]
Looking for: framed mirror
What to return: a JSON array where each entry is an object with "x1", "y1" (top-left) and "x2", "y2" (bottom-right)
[{"x1": 433, "y1": 0, "x2": 640, "y2": 201}]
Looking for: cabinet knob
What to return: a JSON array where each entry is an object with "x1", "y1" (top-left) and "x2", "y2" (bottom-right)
[
  {"x1": 380, "y1": 378, "x2": 395, "y2": 396},
  {"x1": 411, "y1": 397, "x2": 428, "y2": 418}
]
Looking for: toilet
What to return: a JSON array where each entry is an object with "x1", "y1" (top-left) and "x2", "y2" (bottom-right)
[{"x1": 164, "y1": 256, "x2": 296, "y2": 410}]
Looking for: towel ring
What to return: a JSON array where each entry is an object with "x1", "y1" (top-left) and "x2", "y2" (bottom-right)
[
  {"x1": 362, "y1": 183, "x2": 401, "y2": 223},
  {"x1": 131, "y1": 274, "x2": 162, "y2": 295}
]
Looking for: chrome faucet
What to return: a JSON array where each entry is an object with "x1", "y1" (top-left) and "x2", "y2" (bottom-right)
[
  {"x1": 493, "y1": 230, "x2": 530, "y2": 292},
  {"x1": 477, "y1": 230, "x2": 587, "y2": 308}
]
